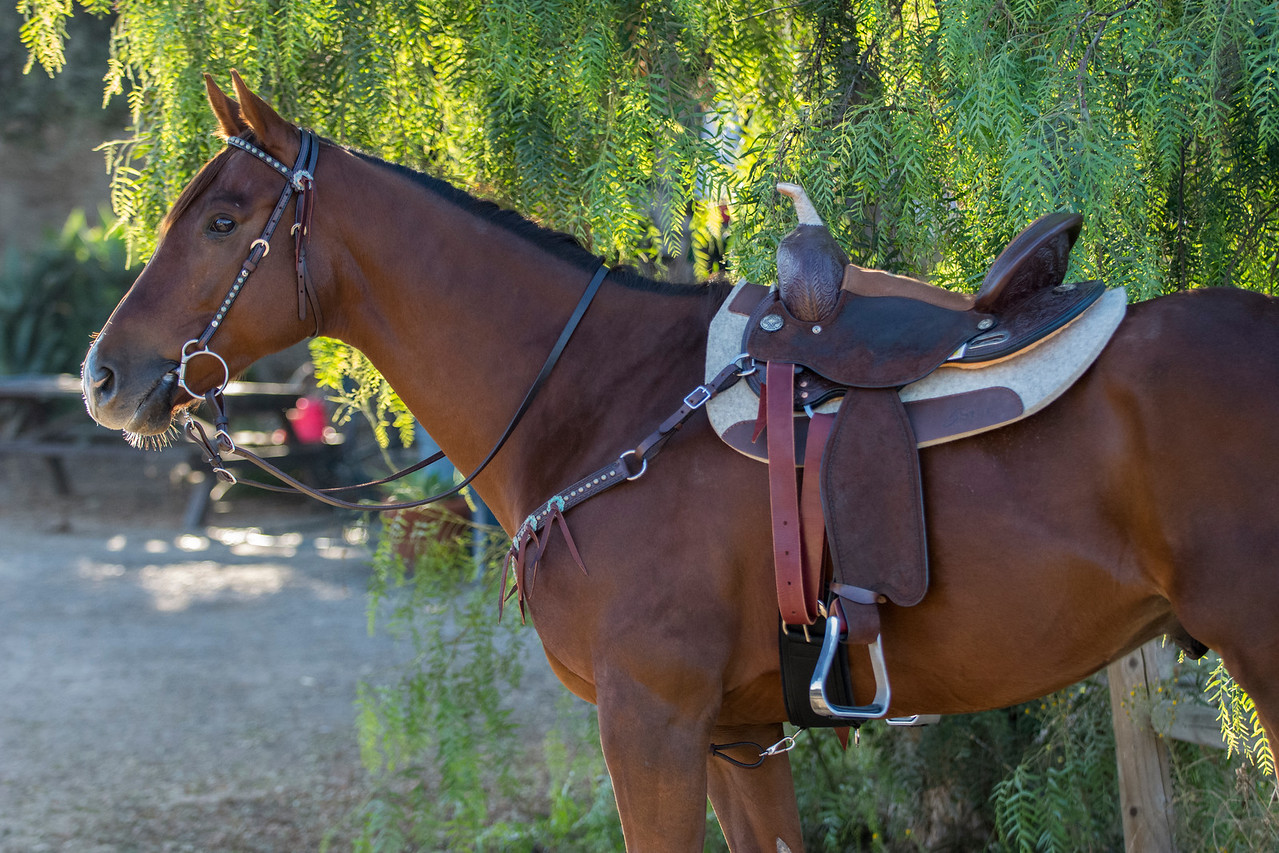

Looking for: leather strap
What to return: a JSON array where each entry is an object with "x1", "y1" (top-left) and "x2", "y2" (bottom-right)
[
  {"x1": 502, "y1": 358, "x2": 750, "y2": 615},
  {"x1": 801, "y1": 412, "x2": 835, "y2": 610},
  {"x1": 291, "y1": 134, "x2": 321, "y2": 329},
  {"x1": 189, "y1": 264, "x2": 611, "y2": 511},
  {"x1": 779, "y1": 619, "x2": 855, "y2": 728},
  {"x1": 201, "y1": 131, "x2": 321, "y2": 348},
  {"x1": 517, "y1": 358, "x2": 748, "y2": 536},
  {"x1": 833, "y1": 594, "x2": 882, "y2": 647},
  {"x1": 766, "y1": 361, "x2": 813, "y2": 625}
]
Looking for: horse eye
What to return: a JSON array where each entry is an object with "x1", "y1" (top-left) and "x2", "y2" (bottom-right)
[{"x1": 207, "y1": 216, "x2": 237, "y2": 235}]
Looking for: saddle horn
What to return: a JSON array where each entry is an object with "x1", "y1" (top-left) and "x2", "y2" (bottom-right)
[{"x1": 776, "y1": 183, "x2": 849, "y2": 323}]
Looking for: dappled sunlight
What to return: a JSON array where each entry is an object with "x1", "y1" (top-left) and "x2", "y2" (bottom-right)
[
  {"x1": 98, "y1": 528, "x2": 365, "y2": 559},
  {"x1": 71, "y1": 525, "x2": 370, "y2": 611},
  {"x1": 78, "y1": 561, "x2": 126, "y2": 582},
  {"x1": 314, "y1": 527, "x2": 368, "y2": 560},
  {"x1": 176, "y1": 534, "x2": 210, "y2": 552},
  {"x1": 138, "y1": 560, "x2": 290, "y2": 612},
  {"x1": 206, "y1": 527, "x2": 304, "y2": 558},
  {"x1": 74, "y1": 554, "x2": 357, "y2": 612}
]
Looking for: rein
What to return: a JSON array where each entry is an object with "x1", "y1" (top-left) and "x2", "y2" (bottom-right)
[
  {"x1": 176, "y1": 127, "x2": 619, "y2": 512},
  {"x1": 184, "y1": 264, "x2": 611, "y2": 512}
]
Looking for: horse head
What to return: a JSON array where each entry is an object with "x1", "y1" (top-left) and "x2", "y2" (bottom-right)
[{"x1": 83, "y1": 72, "x2": 323, "y2": 439}]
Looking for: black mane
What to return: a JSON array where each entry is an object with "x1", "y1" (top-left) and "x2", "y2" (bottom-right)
[{"x1": 349, "y1": 146, "x2": 718, "y2": 298}]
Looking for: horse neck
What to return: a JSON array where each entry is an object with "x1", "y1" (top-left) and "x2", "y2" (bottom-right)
[{"x1": 316, "y1": 149, "x2": 718, "y2": 531}]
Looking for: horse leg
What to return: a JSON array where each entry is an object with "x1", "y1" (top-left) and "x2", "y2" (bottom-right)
[
  {"x1": 706, "y1": 723, "x2": 805, "y2": 852},
  {"x1": 595, "y1": 677, "x2": 720, "y2": 851}
]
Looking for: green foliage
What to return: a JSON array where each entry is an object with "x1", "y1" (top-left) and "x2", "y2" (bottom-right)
[
  {"x1": 789, "y1": 672, "x2": 1275, "y2": 851},
  {"x1": 351, "y1": 505, "x2": 526, "y2": 851},
  {"x1": 989, "y1": 662, "x2": 1277, "y2": 853},
  {"x1": 479, "y1": 698, "x2": 632, "y2": 852},
  {"x1": 21, "y1": 0, "x2": 1278, "y2": 299},
  {"x1": 0, "y1": 208, "x2": 137, "y2": 374},
  {"x1": 310, "y1": 337, "x2": 416, "y2": 453},
  {"x1": 340, "y1": 498, "x2": 733, "y2": 851},
  {"x1": 347, "y1": 499, "x2": 644, "y2": 851},
  {"x1": 1206, "y1": 656, "x2": 1276, "y2": 777},
  {"x1": 786, "y1": 707, "x2": 1044, "y2": 851},
  {"x1": 1169, "y1": 738, "x2": 1279, "y2": 852},
  {"x1": 1164, "y1": 654, "x2": 1279, "y2": 850},
  {"x1": 0, "y1": 4, "x2": 123, "y2": 136},
  {"x1": 21, "y1": 0, "x2": 1279, "y2": 845},
  {"x1": 991, "y1": 682, "x2": 1121, "y2": 852}
]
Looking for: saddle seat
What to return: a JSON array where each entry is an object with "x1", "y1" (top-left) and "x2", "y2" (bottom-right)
[
  {"x1": 748, "y1": 211, "x2": 1094, "y2": 398},
  {"x1": 839, "y1": 211, "x2": 1086, "y2": 317}
]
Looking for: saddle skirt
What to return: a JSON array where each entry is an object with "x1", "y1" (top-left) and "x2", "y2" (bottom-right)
[{"x1": 706, "y1": 280, "x2": 1127, "y2": 462}]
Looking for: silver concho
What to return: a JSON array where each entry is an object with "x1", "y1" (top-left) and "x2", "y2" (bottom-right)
[{"x1": 759, "y1": 314, "x2": 784, "y2": 332}]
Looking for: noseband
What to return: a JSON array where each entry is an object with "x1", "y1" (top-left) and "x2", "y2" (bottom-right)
[{"x1": 176, "y1": 129, "x2": 322, "y2": 398}]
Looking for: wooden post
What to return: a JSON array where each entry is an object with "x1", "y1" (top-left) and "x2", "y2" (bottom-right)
[{"x1": 1108, "y1": 641, "x2": 1177, "y2": 852}]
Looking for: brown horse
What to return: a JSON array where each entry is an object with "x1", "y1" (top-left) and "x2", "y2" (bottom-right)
[{"x1": 82, "y1": 73, "x2": 1278, "y2": 851}]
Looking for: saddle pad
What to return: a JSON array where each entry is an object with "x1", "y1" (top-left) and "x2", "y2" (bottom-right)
[{"x1": 706, "y1": 282, "x2": 1127, "y2": 461}]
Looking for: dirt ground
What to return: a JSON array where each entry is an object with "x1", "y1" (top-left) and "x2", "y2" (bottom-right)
[{"x1": 0, "y1": 448, "x2": 564, "y2": 852}]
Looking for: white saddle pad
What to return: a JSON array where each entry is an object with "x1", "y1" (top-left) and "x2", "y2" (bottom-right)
[{"x1": 705, "y1": 282, "x2": 1127, "y2": 461}]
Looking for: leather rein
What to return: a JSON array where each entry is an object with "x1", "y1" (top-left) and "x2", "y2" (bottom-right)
[{"x1": 175, "y1": 128, "x2": 712, "y2": 514}]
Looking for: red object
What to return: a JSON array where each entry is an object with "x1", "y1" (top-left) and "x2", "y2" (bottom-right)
[{"x1": 286, "y1": 396, "x2": 327, "y2": 444}]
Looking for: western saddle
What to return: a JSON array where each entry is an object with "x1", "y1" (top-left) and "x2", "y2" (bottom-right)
[{"x1": 748, "y1": 186, "x2": 1103, "y2": 725}]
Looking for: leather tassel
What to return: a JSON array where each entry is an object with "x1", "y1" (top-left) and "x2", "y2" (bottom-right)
[
  {"x1": 546, "y1": 504, "x2": 588, "y2": 575},
  {"x1": 525, "y1": 527, "x2": 545, "y2": 594},
  {"x1": 500, "y1": 501, "x2": 589, "y2": 622}
]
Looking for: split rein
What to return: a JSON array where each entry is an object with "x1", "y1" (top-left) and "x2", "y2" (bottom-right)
[{"x1": 176, "y1": 129, "x2": 757, "y2": 515}]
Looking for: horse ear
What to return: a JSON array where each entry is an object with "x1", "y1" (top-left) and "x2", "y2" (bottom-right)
[
  {"x1": 228, "y1": 69, "x2": 298, "y2": 161},
  {"x1": 204, "y1": 73, "x2": 246, "y2": 139}
]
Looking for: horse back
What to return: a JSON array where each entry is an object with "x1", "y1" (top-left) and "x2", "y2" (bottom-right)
[{"x1": 869, "y1": 286, "x2": 1279, "y2": 712}]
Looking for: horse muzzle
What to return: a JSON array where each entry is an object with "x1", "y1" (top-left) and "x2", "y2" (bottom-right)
[{"x1": 82, "y1": 343, "x2": 181, "y2": 436}]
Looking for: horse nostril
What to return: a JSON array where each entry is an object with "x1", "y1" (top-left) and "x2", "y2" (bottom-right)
[{"x1": 83, "y1": 351, "x2": 116, "y2": 404}]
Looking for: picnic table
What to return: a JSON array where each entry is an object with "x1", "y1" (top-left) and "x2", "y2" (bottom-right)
[{"x1": 0, "y1": 373, "x2": 342, "y2": 527}]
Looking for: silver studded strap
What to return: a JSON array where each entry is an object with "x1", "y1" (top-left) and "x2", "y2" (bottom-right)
[{"x1": 178, "y1": 130, "x2": 321, "y2": 397}]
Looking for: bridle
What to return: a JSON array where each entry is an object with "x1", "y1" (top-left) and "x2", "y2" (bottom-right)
[
  {"x1": 177, "y1": 127, "x2": 616, "y2": 511},
  {"x1": 176, "y1": 129, "x2": 322, "y2": 400}
]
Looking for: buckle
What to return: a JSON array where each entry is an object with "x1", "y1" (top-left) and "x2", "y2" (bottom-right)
[{"x1": 683, "y1": 385, "x2": 712, "y2": 410}]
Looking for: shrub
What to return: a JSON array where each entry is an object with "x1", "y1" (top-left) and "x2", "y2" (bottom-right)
[{"x1": 0, "y1": 208, "x2": 135, "y2": 375}]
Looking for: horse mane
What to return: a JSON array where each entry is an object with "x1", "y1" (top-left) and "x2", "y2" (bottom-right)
[{"x1": 348, "y1": 147, "x2": 719, "y2": 298}]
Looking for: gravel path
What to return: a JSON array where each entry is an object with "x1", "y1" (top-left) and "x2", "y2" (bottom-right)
[{"x1": 0, "y1": 451, "x2": 562, "y2": 852}]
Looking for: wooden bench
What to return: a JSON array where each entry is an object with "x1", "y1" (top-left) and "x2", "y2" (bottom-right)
[{"x1": 0, "y1": 373, "x2": 338, "y2": 527}]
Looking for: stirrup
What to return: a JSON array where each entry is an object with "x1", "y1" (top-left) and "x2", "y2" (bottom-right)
[
  {"x1": 809, "y1": 599, "x2": 892, "y2": 721},
  {"x1": 886, "y1": 714, "x2": 941, "y2": 726}
]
